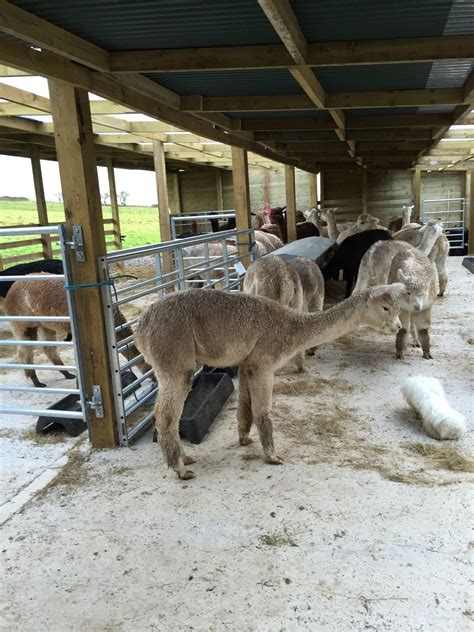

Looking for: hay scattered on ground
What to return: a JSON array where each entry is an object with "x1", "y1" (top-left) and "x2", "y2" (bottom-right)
[
  {"x1": 20, "y1": 427, "x2": 70, "y2": 445},
  {"x1": 404, "y1": 442, "x2": 474, "y2": 473},
  {"x1": 259, "y1": 527, "x2": 298, "y2": 548},
  {"x1": 241, "y1": 453, "x2": 261, "y2": 461},
  {"x1": 38, "y1": 445, "x2": 89, "y2": 496},
  {"x1": 273, "y1": 376, "x2": 354, "y2": 397}
]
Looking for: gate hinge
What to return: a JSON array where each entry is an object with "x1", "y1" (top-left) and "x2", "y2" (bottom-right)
[
  {"x1": 87, "y1": 385, "x2": 104, "y2": 418},
  {"x1": 66, "y1": 225, "x2": 85, "y2": 261}
]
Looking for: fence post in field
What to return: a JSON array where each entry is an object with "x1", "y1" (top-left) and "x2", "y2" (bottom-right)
[{"x1": 106, "y1": 158, "x2": 124, "y2": 274}]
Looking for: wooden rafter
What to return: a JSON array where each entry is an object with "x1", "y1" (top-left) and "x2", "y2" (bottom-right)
[{"x1": 109, "y1": 35, "x2": 474, "y2": 72}]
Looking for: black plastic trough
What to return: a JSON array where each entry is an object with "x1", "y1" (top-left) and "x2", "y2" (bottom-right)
[
  {"x1": 152, "y1": 371, "x2": 235, "y2": 445},
  {"x1": 36, "y1": 394, "x2": 86, "y2": 437},
  {"x1": 462, "y1": 256, "x2": 474, "y2": 273}
]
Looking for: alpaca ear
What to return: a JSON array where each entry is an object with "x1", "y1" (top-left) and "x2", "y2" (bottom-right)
[
  {"x1": 372, "y1": 283, "x2": 404, "y2": 299},
  {"x1": 397, "y1": 268, "x2": 408, "y2": 284}
]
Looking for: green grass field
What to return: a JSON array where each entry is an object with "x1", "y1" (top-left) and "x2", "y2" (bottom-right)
[{"x1": 0, "y1": 200, "x2": 161, "y2": 261}]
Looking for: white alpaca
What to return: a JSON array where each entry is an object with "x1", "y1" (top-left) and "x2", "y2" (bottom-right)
[{"x1": 402, "y1": 376, "x2": 466, "y2": 440}]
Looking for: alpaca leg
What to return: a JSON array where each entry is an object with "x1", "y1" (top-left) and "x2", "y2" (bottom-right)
[
  {"x1": 293, "y1": 350, "x2": 305, "y2": 373},
  {"x1": 248, "y1": 369, "x2": 283, "y2": 465},
  {"x1": 344, "y1": 268, "x2": 355, "y2": 298},
  {"x1": 413, "y1": 309, "x2": 433, "y2": 359},
  {"x1": 238, "y1": 367, "x2": 253, "y2": 445},
  {"x1": 436, "y1": 259, "x2": 448, "y2": 297},
  {"x1": 154, "y1": 372, "x2": 194, "y2": 479},
  {"x1": 395, "y1": 311, "x2": 410, "y2": 360},
  {"x1": 13, "y1": 325, "x2": 45, "y2": 387},
  {"x1": 410, "y1": 322, "x2": 420, "y2": 347},
  {"x1": 39, "y1": 327, "x2": 75, "y2": 380}
]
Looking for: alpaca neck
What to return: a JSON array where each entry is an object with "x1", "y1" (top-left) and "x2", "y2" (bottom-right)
[
  {"x1": 288, "y1": 291, "x2": 368, "y2": 351},
  {"x1": 325, "y1": 212, "x2": 339, "y2": 241}
]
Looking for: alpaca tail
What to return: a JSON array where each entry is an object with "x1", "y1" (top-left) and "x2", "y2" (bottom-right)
[{"x1": 402, "y1": 376, "x2": 466, "y2": 440}]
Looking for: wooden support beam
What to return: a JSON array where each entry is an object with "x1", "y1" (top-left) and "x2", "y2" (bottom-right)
[
  {"x1": 285, "y1": 165, "x2": 297, "y2": 242},
  {"x1": 215, "y1": 170, "x2": 224, "y2": 210},
  {"x1": 320, "y1": 172, "x2": 325, "y2": 205},
  {"x1": 181, "y1": 88, "x2": 467, "y2": 113},
  {"x1": 0, "y1": 1, "x2": 109, "y2": 70},
  {"x1": 48, "y1": 79, "x2": 118, "y2": 448},
  {"x1": 106, "y1": 159, "x2": 122, "y2": 252},
  {"x1": 468, "y1": 170, "x2": 474, "y2": 255},
  {"x1": 309, "y1": 172, "x2": 318, "y2": 207},
  {"x1": 262, "y1": 167, "x2": 270, "y2": 205},
  {"x1": 242, "y1": 114, "x2": 452, "y2": 131},
  {"x1": 413, "y1": 168, "x2": 421, "y2": 217},
  {"x1": 361, "y1": 169, "x2": 368, "y2": 213},
  {"x1": 257, "y1": 0, "x2": 307, "y2": 65},
  {"x1": 231, "y1": 147, "x2": 252, "y2": 266},
  {"x1": 109, "y1": 35, "x2": 474, "y2": 72},
  {"x1": 153, "y1": 140, "x2": 173, "y2": 277},
  {"x1": 31, "y1": 151, "x2": 52, "y2": 259}
]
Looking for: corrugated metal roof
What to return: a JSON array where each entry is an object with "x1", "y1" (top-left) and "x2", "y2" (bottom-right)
[
  {"x1": 316, "y1": 64, "x2": 434, "y2": 92},
  {"x1": 292, "y1": 0, "x2": 457, "y2": 41},
  {"x1": 10, "y1": 1, "x2": 279, "y2": 50},
  {"x1": 230, "y1": 110, "x2": 332, "y2": 120},
  {"x1": 146, "y1": 69, "x2": 302, "y2": 97}
]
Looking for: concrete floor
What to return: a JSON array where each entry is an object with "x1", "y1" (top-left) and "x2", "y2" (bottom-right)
[{"x1": 1, "y1": 257, "x2": 472, "y2": 631}]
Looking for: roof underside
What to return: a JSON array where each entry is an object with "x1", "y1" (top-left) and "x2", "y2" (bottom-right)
[{"x1": 1, "y1": 0, "x2": 473, "y2": 171}]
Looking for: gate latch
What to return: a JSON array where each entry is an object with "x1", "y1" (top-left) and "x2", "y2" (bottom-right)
[
  {"x1": 66, "y1": 225, "x2": 85, "y2": 262},
  {"x1": 87, "y1": 385, "x2": 104, "y2": 418}
]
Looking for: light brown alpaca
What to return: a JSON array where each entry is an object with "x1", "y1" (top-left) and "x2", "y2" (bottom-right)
[
  {"x1": 394, "y1": 221, "x2": 449, "y2": 296},
  {"x1": 5, "y1": 276, "x2": 149, "y2": 387},
  {"x1": 354, "y1": 241, "x2": 437, "y2": 359},
  {"x1": 243, "y1": 255, "x2": 324, "y2": 371},
  {"x1": 134, "y1": 286, "x2": 402, "y2": 479},
  {"x1": 336, "y1": 213, "x2": 384, "y2": 245}
]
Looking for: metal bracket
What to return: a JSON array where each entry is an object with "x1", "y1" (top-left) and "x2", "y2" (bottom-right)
[
  {"x1": 87, "y1": 385, "x2": 104, "y2": 418},
  {"x1": 66, "y1": 225, "x2": 85, "y2": 261}
]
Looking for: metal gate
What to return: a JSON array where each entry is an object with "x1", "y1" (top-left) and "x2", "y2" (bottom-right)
[
  {"x1": 0, "y1": 225, "x2": 88, "y2": 428},
  {"x1": 99, "y1": 228, "x2": 255, "y2": 445},
  {"x1": 421, "y1": 197, "x2": 466, "y2": 249},
  {"x1": 170, "y1": 211, "x2": 235, "y2": 239}
]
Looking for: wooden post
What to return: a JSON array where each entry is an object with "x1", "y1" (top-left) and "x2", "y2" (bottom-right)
[
  {"x1": 31, "y1": 151, "x2": 52, "y2": 259},
  {"x1": 361, "y1": 168, "x2": 368, "y2": 213},
  {"x1": 413, "y1": 168, "x2": 421, "y2": 218},
  {"x1": 468, "y1": 170, "x2": 474, "y2": 255},
  {"x1": 262, "y1": 167, "x2": 270, "y2": 205},
  {"x1": 231, "y1": 146, "x2": 251, "y2": 266},
  {"x1": 106, "y1": 158, "x2": 124, "y2": 274},
  {"x1": 320, "y1": 171, "x2": 325, "y2": 206},
  {"x1": 48, "y1": 79, "x2": 118, "y2": 448},
  {"x1": 309, "y1": 172, "x2": 318, "y2": 207},
  {"x1": 215, "y1": 170, "x2": 224, "y2": 210},
  {"x1": 285, "y1": 165, "x2": 297, "y2": 242},
  {"x1": 153, "y1": 140, "x2": 173, "y2": 276}
]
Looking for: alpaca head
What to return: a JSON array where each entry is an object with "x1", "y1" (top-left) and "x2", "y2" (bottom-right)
[
  {"x1": 320, "y1": 207, "x2": 337, "y2": 222},
  {"x1": 396, "y1": 269, "x2": 431, "y2": 312},
  {"x1": 357, "y1": 213, "x2": 379, "y2": 228},
  {"x1": 361, "y1": 284, "x2": 403, "y2": 333}
]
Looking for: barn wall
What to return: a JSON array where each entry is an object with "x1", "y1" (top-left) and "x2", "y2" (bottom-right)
[
  {"x1": 179, "y1": 168, "x2": 219, "y2": 212},
  {"x1": 367, "y1": 170, "x2": 413, "y2": 225},
  {"x1": 322, "y1": 171, "x2": 362, "y2": 221},
  {"x1": 421, "y1": 172, "x2": 462, "y2": 202}
]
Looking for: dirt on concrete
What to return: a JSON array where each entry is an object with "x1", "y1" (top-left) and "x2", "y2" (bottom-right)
[{"x1": 1, "y1": 257, "x2": 472, "y2": 631}]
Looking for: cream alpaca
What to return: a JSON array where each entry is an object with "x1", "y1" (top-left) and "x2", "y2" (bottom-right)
[{"x1": 402, "y1": 376, "x2": 466, "y2": 440}]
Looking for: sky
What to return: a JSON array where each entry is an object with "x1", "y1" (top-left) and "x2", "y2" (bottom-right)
[{"x1": 0, "y1": 76, "x2": 162, "y2": 206}]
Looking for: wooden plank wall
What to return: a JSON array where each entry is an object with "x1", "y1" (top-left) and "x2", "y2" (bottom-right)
[
  {"x1": 323, "y1": 171, "x2": 362, "y2": 222},
  {"x1": 367, "y1": 170, "x2": 413, "y2": 225},
  {"x1": 421, "y1": 172, "x2": 462, "y2": 201}
]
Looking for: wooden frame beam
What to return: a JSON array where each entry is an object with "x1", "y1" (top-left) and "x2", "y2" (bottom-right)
[
  {"x1": 285, "y1": 165, "x2": 297, "y2": 242},
  {"x1": 49, "y1": 78, "x2": 118, "y2": 448},
  {"x1": 109, "y1": 35, "x2": 474, "y2": 72},
  {"x1": 181, "y1": 88, "x2": 468, "y2": 112},
  {"x1": 0, "y1": 1, "x2": 109, "y2": 70},
  {"x1": 231, "y1": 147, "x2": 252, "y2": 266},
  {"x1": 31, "y1": 150, "x2": 52, "y2": 258}
]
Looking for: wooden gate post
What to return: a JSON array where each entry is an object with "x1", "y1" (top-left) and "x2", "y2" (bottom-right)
[
  {"x1": 153, "y1": 140, "x2": 173, "y2": 277},
  {"x1": 413, "y1": 168, "x2": 421, "y2": 218},
  {"x1": 49, "y1": 79, "x2": 118, "y2": 448},
  {"x1": 31, "y1": 150, "x2": 53, "y2": 259},
  {"x1": 469, "y1": 170, "x2": 474, "y2": 255},
  {"x1": 285, "y1": 165, "x2": 297, "y2": 242},
  {"x1": 231, "y1": 146, "x2": 252, "y2": 266},
  {"x1": 361, "y1": 168, "x2": 368, "y2": 214},
  {"x1": 309, "y1": 172, "x2": 318, "y2": 207}
]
